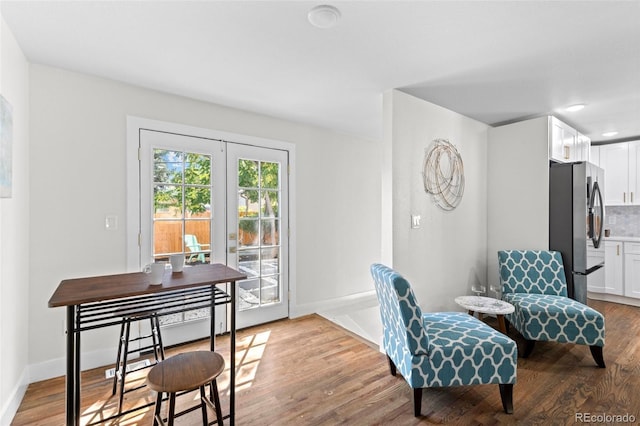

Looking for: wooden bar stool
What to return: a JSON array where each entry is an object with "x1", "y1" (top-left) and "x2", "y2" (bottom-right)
[
  {"x1": 112, "y1": 311, "x2": 165, "y2": 413},
  {"x1": 147, "y1": 351, "x2": 225, "y2": 426}
]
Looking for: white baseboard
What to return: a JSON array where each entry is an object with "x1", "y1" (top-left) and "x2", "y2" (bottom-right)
[
  {"x1": 290, "y1": 290, "x2": 378, "y2": 318},
  {"x1": 1, "y1": 368, "x2": 28, "y2": 426},
  {"x1": 587, "y1": 292, "x2": 640, "y2": 307},
  {"x1": 29, "y1": 346, "x2": 117, "y2": 384}
]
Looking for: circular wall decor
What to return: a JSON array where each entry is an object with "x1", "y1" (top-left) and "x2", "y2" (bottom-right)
[{"x1": 422, "y1": 139, "x2": 465, "y2": 210}]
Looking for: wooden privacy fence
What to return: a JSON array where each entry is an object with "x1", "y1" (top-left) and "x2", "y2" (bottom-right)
[
  {"x1": 154, "y1": 220, "x2": 211, "y2": 255},
  {"x1": 154, "y1": 221, "x2": 278, "y2": 255}
]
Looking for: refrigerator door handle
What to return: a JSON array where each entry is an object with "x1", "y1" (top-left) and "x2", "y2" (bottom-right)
[
  {"x1": 589, "y1": 181, "x2": 604, "y2": 249},
  {"x1": 585, "y1": 263, "x2": 604, "y2": 275}
]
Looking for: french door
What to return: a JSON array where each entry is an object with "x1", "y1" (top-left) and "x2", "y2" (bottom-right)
[
  {"x1": 139, "y1": 129, "x2": 289, "y2": 344},
  {"x1": 227, "y1": 143, "x2": 289, "y2": 330}
]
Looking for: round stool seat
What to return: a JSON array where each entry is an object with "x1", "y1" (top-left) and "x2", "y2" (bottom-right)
[{"x1": 147, "y1": 351, "x2": 225, "y2": 394}]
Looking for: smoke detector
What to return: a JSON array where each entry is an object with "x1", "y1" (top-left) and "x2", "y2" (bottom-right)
[{"x1": 308, "y1": 5, "x2": 341, "y2": 29}]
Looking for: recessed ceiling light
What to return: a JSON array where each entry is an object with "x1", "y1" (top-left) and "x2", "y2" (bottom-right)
[
  {"x1": 308, "y1": 5, "x2": 341, "y2": 29},
  {"x1": 565, "y1": 104, "x2": 585, "y2": 112},
  {"x1": 602, "y1": 131, "x2": 619, "y2": 137}
]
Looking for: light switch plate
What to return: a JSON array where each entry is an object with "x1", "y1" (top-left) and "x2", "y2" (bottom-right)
[
  {"x1": 105, "y1": 215, "x2": 118, "y2": 230},
  {"x1": 411, "y1": 214, "x2": 421, "y2": 229}
]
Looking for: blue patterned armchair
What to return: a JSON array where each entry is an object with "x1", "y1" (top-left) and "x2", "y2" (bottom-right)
[
  {"x1": 497, "y1": 250, "x2": 605, "y2": 367},
  {"x1": 370, "y1": 263, "x2": 517, "y2": 417}
]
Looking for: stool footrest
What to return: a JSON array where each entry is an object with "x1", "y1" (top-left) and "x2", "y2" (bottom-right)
[
  {"x1": 126, "y1": 333, "x2": 156, "y2": 344},
  {"x1": 156, "y1": 400, "x2": 207, "y2": 423},
  {"x1": 129, "y1": 343, "x2": 162, "y2": 354},
  {"x1": 154, "y1": 413, "x2": 166, "y2": 426},
  {"x1": 122, "y1": 382, "x2": 147, "y2": 395},
  {"x1": 202, "y1": 395, "x2": 216, "y2": 412}
]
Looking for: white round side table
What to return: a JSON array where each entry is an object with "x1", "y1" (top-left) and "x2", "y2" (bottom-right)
[{"x1": 454, "y1": 295, "x2": 514, "y2": 334}]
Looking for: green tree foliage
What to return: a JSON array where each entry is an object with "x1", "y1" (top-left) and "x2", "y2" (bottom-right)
[
  {"x1": 238, "y1": 160, "x2": 279, "y2": 216},
  {"x1": 153, "y1": 150, "x2": 211, "y2": 215},
  {"x1": 153, "y1": 151, "x2": 279, "y2": 222}
]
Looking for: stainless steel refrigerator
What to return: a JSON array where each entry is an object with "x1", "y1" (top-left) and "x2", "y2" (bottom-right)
[{"x1": 549, "y1": 161, "x2": 605, "y2": 304}]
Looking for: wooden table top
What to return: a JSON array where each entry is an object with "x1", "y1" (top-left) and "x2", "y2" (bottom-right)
[{"x1": 48, "y1": 263, "x2": 246, "y2": 308}]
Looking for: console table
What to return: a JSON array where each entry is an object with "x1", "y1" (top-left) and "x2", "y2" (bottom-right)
[{"x1": 48, "y1": 263, "x2": 246, "y2": 426}]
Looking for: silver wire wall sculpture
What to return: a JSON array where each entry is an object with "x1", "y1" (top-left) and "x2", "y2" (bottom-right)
[{"x1": 422, "y1": 139, "x2": 465, "y2": 211}]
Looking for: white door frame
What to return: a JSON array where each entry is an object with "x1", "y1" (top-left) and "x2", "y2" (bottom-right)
[{"x1": 126, "y1": 116, "x2": 297, "y2": 321}]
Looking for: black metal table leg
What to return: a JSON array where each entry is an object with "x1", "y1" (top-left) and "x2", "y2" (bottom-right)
[
  {"x1": 66, "y1": 306, "x2": 74, "y2": 426},
  {"x1": 210, "y1": 284, "x2": 216, "y2": 352},
  {"x1": 230, "y1": 280, "x2": 236, "y2": 426},
  {"x1": 66, "y1": 305, "x2": 80, "y2": 426}
]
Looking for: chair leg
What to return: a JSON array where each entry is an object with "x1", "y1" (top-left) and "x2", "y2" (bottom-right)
[
  {"x1": 210, "y1": 380, "x2": 223, "y2": 425},
  {"x1": 153, "y1": 391, "x2": 163, "y2": 426},
  {"x1": 118, "y1": 320, "x2": 132, "y2": 413},
  {"x1": 589, "y1": 345, "x2": 606, "y2": 368},
  {"x1": 413, "y1": 388, "x2": 422, "y2": 417},
  {"x1": 199, "y1": 385, "x2": 209, "y2": 425},
  {"x1": 112, "y1": 320, "x2": 126, "y2": 395},
  {"x1": 154, "y1": 315, "x2": 165, "y2": 360},
  {"x1": 499, "y1": 384, "x2": 514, "y2": 414},
  {"x1": 168, "y1": 392, "x2": 176, "y2": 426},
  {"x1": 149, "y1": 316, "x2": 160, "y2": 363},
  {"x1": 386, "y1": 354, "x2": 396, "y2": 376},
  {"x1": 522, "y1": 339, "x2": 536, "y2": 358},
  {"x1": 150, "y1": 315, "x2": 165, "y2": 362}
]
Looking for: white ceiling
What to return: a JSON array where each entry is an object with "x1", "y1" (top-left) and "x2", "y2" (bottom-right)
[{"x1": 2, "y1": 1, "x2": 639, "y2": 143}]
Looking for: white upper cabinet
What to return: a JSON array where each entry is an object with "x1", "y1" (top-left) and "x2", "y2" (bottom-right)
[
  {"x1": 577, "y1": 133, "x2": 591, "y2": 162},
  {"x1": 549, "y1": 116, "x2": 589, "y2": 163},
  {"x1": 600, "y1": 141, "x2": 640, "y2": 205},
  {"x1": 600, "y1": 143, "x2": 629, "y2": 205},
  {"x1": 590, "y1": 145, "x2": 600, "y2": 166},
  {"x1": 631, "y1": 141, "x2": 640, "y2": 204}
]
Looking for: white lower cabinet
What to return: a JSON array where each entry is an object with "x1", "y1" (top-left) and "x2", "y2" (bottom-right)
[
  {"x1": 604, "y1": 241, "x2": 624, "y2": 295},
  {"x1": 624, "y1": 243, "x2": 640, "y2": 298}
]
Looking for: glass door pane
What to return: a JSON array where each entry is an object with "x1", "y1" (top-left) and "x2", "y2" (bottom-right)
[
  {"x1": 237, "y1": 159, "x2": 282, "y2": 309},
  {"x1": 153, "y1": 150, "x2": 212, "y2": 265}
]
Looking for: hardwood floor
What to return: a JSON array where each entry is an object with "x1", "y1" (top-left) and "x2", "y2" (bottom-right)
[{"x1": 12, "y1": 299, "x2": 640, "y2": 425}]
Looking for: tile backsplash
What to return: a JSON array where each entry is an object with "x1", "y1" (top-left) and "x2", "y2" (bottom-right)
[{"x1": 605, "y1": 205, "x2": 640, "y2": 237}]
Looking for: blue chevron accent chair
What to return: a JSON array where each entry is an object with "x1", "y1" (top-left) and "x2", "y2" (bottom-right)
[
  {"x1": 370, "y1": 263, "x2": 517, "y2": 417},
  {"x1": 497, "y1": 250, "x2": 605, "y2": 367}
]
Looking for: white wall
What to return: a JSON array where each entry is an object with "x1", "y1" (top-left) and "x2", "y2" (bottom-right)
[
  {"x1": 384, "y1": 90, "x2": 489, "y2": 311},
  {"x1": 487, "y1": 117, "x2": 550, "y2": 287},
  {"x1": 28, "y1": 65, "x2": 382, "y2": 379},
  {"x1": 0, "y1": 16, "x2": 30, "y2": 425}
]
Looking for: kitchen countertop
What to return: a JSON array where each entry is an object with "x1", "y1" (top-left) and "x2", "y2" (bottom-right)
[{"x1": 604, "y1": 236, "x2": 640, "y2": 242}]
